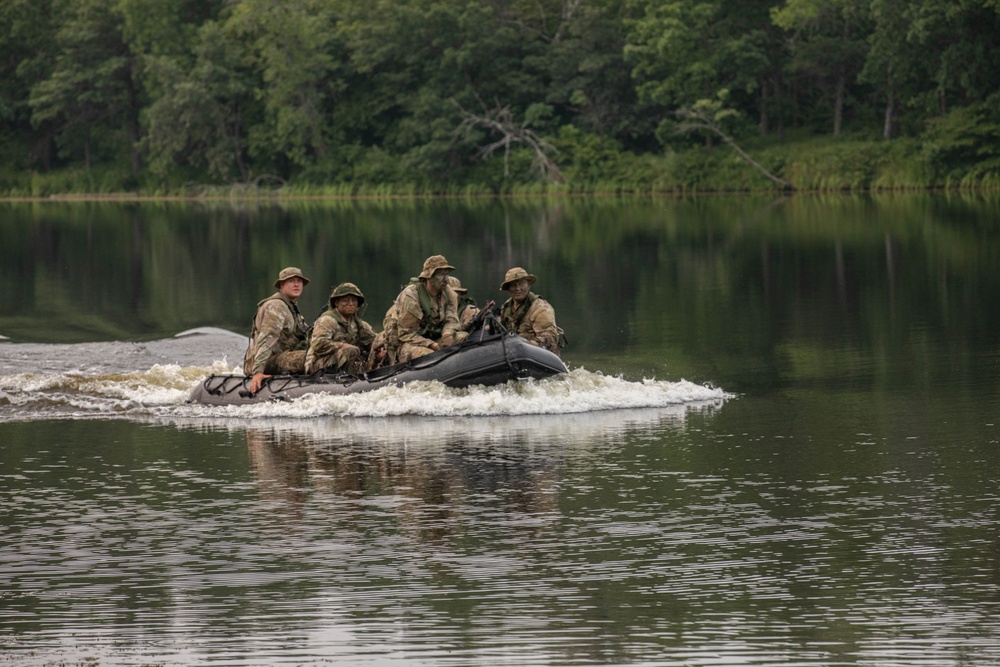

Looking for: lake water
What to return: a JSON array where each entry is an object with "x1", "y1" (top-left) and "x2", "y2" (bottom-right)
[{"x1": 1, "y1": 194, "x2": 999, "y2": 666}]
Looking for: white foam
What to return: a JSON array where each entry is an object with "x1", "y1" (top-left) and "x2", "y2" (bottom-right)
[
  {"x1": 2, "y1": 358, "x2": 732, "y2": 424},
  {"x1": 175, "y1": 368, "x2": 730, "y2": 420}
]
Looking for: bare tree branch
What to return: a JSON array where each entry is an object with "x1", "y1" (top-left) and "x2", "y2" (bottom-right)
[
  {"x1": 552, "y1": 0, "x2": 583, "y2": 44},
  {"x1": 676, "y1": 100, "x2": 794, "y2": 191},
  {"x1": 453, "y1": 99, "x2": 564, "y2": 184}
]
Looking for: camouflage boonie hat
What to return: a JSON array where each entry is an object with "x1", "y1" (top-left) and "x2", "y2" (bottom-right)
[
  {"x1": 447, "y1": 276, "x2": 468, "y2": 293},
  {"x1": 274, "y1": 266, "x2": 310, "y2": 288},
  {"x1": 418, "y1": 255, "x2": 456, "y2": 280},
  {"x1": 329, "y1": 282, "x2": 365, "y2": 307},
  {"x1": 500, "y1": 267, "x2": 537, "y2": 291}
]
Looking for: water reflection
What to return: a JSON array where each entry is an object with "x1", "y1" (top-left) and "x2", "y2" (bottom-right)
[
  {"x1": 176, "y1": 407, "x2": 704, "y2": 525},
  {"x1": 3, "y1": 407, "x2": 1000, "y2": 666},
  {"x1": 3, "y1": 195, "x2": 999, "y2": 394},
  {"x1": 4, "y1": 191, "x2": 1000, "y2": 665}
]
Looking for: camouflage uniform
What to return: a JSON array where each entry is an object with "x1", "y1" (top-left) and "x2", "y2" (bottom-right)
[
  {"x1": 394, "y1": 255, "x2": 462, "y2": 362},
  {"x1": 498, "y1": 267, "x2": 561, "y2": 356},
  {"x1": 448, "y1": 276, "x2": 480, "y2": 332},
  {"x1": 243, "y1": 292, "x2": 310, "y2": 375},
  {"x1": 305, "y1": 283, "x2": 376, "y2": 375},
  {"x1": 368, "y1": 305, "x2": 399, "y2": 369}
]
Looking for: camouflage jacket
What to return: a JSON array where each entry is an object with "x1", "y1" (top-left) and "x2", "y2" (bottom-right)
[
  {"x1": 243, "y1": 292, "x2": 310, "y2": 375},
  {"x1": 306, "y1": 308, "x2": 376, "y2": 368},
  {"x1": 499, "y1": 293, "x2": 560, "y2": 354},
  {"x1": 394, "y1": 282, "x2": 460, "y2": 347},
  {"x1": 457, "y1": 295, "x2": 480, "y2": 331}
]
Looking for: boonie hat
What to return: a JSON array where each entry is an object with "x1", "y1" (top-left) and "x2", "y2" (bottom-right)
[
  {"x1": 274, "y1": 266, "x2": 310, "y2": 288},
  {"x1": 418, "y1": 255, "x2": 456, "y2": 280},
  {"x1": 329, "y1": 282, "x2": 365, "y2": 307},
  {"x1": 500, "y1": 267, "x2": 537, "y2": 291},
  {"x1": 447, "y1": 276, "x2": 468, "y2": 294}
]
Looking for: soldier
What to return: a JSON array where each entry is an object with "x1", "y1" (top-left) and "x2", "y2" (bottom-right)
[
  {"x1": 305, "y1": 282, "x2": 377, "y2": 376},
  {"x1": 244, "y1": 267, "x2": 311, "y2": 394},
  {"x1": 393, "y1": 255, "x2": 463, "y2": 362},
  {"x1": 498, "y1": 266, "x2": 561, "y2": 356},
  {"x1": 447, "y1": 276, "x2": 480, "y2": 332},
  {"x1": 367, "y1": 304, "x2": 397, "y2": 369}
]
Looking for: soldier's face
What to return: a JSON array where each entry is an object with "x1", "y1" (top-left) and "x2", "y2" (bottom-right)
[
  {"x1": 335, "y1": 295, "x2": 359, "y2": 317},
  {"x1": 280, "y1": 277, "x2": 305, "y2": 300},
  {"x1": 429, "y1": 269, "x2": 449, "y2": 290},
  {"x1": 508, "y1": 278, "x2": 531, "y2": 302}
]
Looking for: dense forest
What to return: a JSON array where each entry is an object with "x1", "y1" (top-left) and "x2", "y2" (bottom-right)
[{"x1": 2, "y1": 0, "x2": 1000, "y2": 196}]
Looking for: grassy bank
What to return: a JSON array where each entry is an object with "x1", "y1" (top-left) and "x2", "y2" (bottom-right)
[{"x1": 3, "y1": 135, "x2": 999, "y2": 200}]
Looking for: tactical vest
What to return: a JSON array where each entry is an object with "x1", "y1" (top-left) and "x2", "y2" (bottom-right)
[
  {"x1": 500, "y1": 292, "x2": 538, "y2": 331},
  {"x1": 382, "y1": 305, "x2": 400, "y2": 351},
  {"x1": 415, "y1": 282, "x2": 447, "y2": 340},
  {"x1": 317, "y1": 307, "x2": 369, "y2": 346},
  {"x1": 457, "y1": 293, "x2": 476, "y2": 320},
  {"x1": 250, "y1": 293, "x2": 309, "y2": 350}
]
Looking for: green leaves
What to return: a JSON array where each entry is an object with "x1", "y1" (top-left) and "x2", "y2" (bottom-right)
[
  {"x1": 143, "y1": 21, "x2": 251, "y2": 182},
  {"x1": 3, "y1": 0, "x2": 1000, "y2": 189}
]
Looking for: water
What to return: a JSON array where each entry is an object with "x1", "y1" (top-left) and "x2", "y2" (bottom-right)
[{"x1": 2, "y1": 194, "x2": 999, "y2": 666}]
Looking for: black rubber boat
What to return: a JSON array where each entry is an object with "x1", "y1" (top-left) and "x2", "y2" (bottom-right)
[{"x1": 187, "y1": 330, "x2": 568, "y2": 406}]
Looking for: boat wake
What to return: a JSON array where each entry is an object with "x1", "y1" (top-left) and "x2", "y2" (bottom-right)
[{"x1": 0, "y1": 333, "x2": 733, "y2": 423}]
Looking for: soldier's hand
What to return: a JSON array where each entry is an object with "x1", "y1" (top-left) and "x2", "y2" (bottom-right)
[{"x1": 248, "y1": 372, "x2": 271, "y2": 394}]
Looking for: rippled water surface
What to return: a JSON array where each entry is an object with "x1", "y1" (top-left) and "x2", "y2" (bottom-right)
[{"x1": 2, "y1": 195, "x2": 1000, "y2": 665}]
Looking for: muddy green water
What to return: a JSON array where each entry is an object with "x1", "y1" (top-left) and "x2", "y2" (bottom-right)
[{"x1": 1, "y1": 194, "x2": 999, "y2": 666}]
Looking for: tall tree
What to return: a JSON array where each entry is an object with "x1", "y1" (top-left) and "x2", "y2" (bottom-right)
[
  {"x1": 860, "y1": 0, "x2": 926, "y2": 139},
  {"x1": 771, "y1": 0, "x2": 869, "y2": 136},
  {"x1": 903, "y1": 0, "x2": 1000, "y2": 115},
  {"x1": 624, "y1": 0, "x2": 781, "y2": 145},
  {"x1": 0, "y1": 0, "x2": 58, "y2": 168},
  {"x1": 226, "y1": 0, "x2": 338, "y2": 172},
  {"x1": 533, "y1": 0, "x2": 657, "y2": 148},
  {"x1": 28, "y1": 0, "x2": 143, "y2": 172},
  {"x1": 143, "y1": 21, "x2": 253, "y2": 182}
]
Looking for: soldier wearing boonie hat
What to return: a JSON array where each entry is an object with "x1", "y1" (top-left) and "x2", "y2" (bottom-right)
[
  {"x1": 273, "y1": 266, "x2": 310, "y2": 289},
  {"x1": 390, "y1": 255, "x2": 464, "y2": 362},
  {"x1": 305, "y1": 282, "x2": 376, "y2": 376},
  {"x1": 447, "y1": 276, "x2": 481, "y2": 332},
  {"x1": 498, "y1": 266, "x2": 561, "y2": 356},
  {"x1": 243, "y1": 266, "x2": 311, "y2": 393}
]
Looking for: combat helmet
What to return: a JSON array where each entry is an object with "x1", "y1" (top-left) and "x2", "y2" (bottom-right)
[{"x1": 328, "y1": 282, "x2": 365, "y2": 308}]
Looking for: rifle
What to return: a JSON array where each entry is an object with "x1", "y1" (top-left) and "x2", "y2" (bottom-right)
[{"x1": 470, "y1": 300, "x2": 505, "y2": 340}]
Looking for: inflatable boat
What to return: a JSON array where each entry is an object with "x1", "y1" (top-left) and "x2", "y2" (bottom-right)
[{"x1": 187, "y1": 330, "x2": 568, "y2": 406}]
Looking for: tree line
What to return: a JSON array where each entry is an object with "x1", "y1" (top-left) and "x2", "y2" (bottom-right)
[{"x1": 2, "y1": 0, "x2": 999, "y2": 194}]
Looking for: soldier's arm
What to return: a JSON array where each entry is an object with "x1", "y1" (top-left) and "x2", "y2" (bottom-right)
[
  {"x1": 249, "y1": 302, "x2": 290, "y2": 374},
  {"x1": 396, "y1": 291, "x2": 434, "y2": 347},
  {"x1": 461, "y1": 306, "x2": 480, "y2": 331},
  {"x1": 526, "y1": 300, "x2": 560, "y2": 351},
  {"x1": 359, "y1": 321, "x2": 377, "y2": 347},
  {"x1": 308, "y1": 315, "x2": 339, "y2": 356},
  {"x1": 440, "y1": 288, "x2": 461, "y2": 340}
]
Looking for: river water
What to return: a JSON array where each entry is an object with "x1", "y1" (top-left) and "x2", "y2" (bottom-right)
[{"x1": 1, "y1": 195, "x2": 999, "y2": 666}]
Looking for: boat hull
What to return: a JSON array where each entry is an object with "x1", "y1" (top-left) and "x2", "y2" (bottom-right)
[{"x1": 187, "y1": 331, "x2": 567, "y2": 406}]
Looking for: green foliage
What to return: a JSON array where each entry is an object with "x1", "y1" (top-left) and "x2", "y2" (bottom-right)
[
  {"x1": 143, "y1": 21, "x2": 252, "y2": 182},
  {"x1": 27, "y1": 0, "x2": 141, "y2": 170},
  {"x1": 921, "y1": 100, "x2": 1000, "y2": 180},
  {"x1": 227, "y1": 0, "x2": 338, "y2": 171},
  {"x1": 1, "y1": 0, "x2": 1000, "y2": 193}
]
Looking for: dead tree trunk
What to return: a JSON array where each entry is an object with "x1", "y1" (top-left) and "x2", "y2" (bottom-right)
[
  {"x1": 676, "y1": 103, "x2": 794, "y2": 190},
  {"x1": 454, "y1": 100, "x2": 564, "y2": 184}
]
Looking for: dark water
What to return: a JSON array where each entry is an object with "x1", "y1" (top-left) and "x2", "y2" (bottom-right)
[{"x1": 1, "y1": 195, "x2": 999, "y2": 666}]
